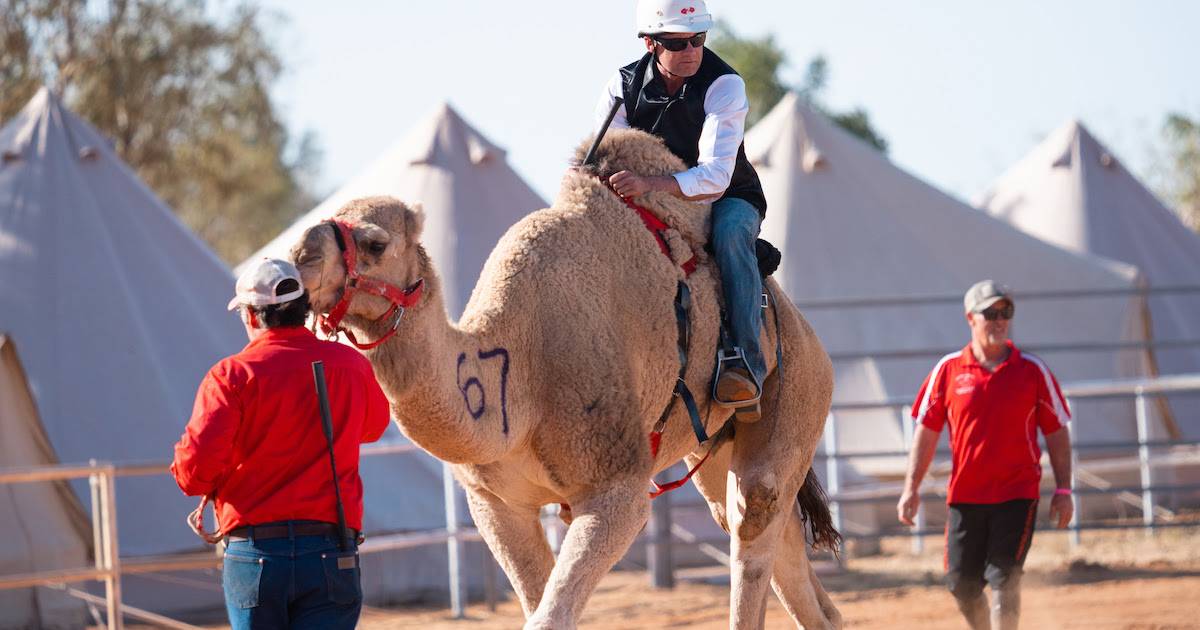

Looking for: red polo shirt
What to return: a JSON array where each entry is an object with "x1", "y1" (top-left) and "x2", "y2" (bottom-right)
[
  {"x1": 911, "y1": 341, "x2": 1069, "y2": 504},
  {"x1": 172, "y1": 327, "x2": 390, "y2": 533}
]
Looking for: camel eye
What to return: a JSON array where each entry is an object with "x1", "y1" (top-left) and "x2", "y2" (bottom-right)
[{"x1": 366, "y1": 241, "x2": 387, "y2": 255}]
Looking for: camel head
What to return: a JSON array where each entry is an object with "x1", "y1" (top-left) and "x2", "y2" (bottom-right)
[
  {"x1": 291, "y1": 196, "x2": 430, "y2": 327},
  {"x1": 571, "y1": 128, "x2": 687, "y2": 182}
]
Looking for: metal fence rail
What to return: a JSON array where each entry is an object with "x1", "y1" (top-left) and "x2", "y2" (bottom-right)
[
  {"x1": 821, "y1": 373, "x2": 1200, "y2": 555},
  {"x1": 0, "y1": 443, "x2": 482, "y2": 629}
]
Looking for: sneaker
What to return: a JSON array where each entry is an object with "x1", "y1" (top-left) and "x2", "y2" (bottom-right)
[{"x1": 715, "y1": 368, "x2": 759, "y2": 405}]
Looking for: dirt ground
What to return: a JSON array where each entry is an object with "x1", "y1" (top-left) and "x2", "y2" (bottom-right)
[{"x1": 357, "y1": 527, "x2": 1200, "y2": 629}]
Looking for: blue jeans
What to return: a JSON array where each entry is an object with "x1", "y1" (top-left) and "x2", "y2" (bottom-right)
[
  {"x1": 222, "y1": 524, "x2": 361, "y2": 630},
  {"x1": 711, "y1": 197, "x2": 766, "y2": 383}
]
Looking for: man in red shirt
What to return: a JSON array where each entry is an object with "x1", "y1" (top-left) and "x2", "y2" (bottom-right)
[
  {"x1": 172, "y1": 257, "x2": 390, "y2": 630},
  {"x1": 898, "y1": 280, "x2": 1074, "y2": 630}
]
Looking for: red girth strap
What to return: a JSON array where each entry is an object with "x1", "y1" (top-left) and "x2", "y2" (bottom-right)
[
  {"x1": 318, "y1": 219, "x2": 424, "y2": 350},
  {"x1": 647, "y1": 421, "x2": 729, "y2": 499}
]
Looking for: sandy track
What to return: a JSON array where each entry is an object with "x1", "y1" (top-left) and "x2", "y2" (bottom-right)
[{"x1": 358, "y1": 528, "x2": 1200, "y2": 629}]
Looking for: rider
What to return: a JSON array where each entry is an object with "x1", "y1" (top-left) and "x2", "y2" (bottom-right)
[{"x1": 596, "y1": 0, "x2": 769, "y2": 419}]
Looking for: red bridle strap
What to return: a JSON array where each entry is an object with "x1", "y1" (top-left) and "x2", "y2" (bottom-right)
[{"x1": 317, "y1": 219, "x2": 424, "y2": 350}]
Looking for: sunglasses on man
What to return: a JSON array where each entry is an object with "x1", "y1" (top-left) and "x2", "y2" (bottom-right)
[
  {"x1": 652, "y1": 32, "x2": 707, "y2": 52},
  {"x1": 979, "y1": 302, "x2": 1015, "y2": 321}
]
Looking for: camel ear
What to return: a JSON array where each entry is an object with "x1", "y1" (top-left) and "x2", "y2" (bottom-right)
[{"x1": 405, "y1": 203, "x2": 426, "y2": 245}]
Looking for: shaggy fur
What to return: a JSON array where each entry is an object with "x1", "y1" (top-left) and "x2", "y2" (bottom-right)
[{"x1": 291, "y1": 128, "x2": 840, "y2": 630}]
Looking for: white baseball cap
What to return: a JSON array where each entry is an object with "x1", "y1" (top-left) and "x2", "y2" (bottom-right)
[{"x1": 227, "y1": 258, "x2": 305, "y2": 311}]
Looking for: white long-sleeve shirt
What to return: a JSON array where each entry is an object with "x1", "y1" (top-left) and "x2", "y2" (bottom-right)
[{"x1": 593, "y1": 68, "x2": 750, "y2": 199}]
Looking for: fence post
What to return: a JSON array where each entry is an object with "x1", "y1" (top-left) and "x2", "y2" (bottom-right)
[
  {"x1": 647, "y1": 469, "x2": 675, "y2": 588},
  {"x1": 1134, "y1": 390, "x2": 1155, "y2": 533},
  {"x1": 442, "y1": 462, "x2": 466, "y2": 618},
  {"x1": 89, "y1": 460, "x2": 103, "y2": 571},
  {"x1": 1067, "y1": 413, "x2": 1081, "y2": 548},
  {"x1": 823, "y1": 412, "x2": 842, "y2": 562},
  {"x1": 100, "y1": 467, "x2": 123, "y2": 630}
]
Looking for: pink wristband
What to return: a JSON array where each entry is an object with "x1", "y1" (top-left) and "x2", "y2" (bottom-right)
[{"x1": 1054, "y1": 488, "x2": 1071, "y2": 496}]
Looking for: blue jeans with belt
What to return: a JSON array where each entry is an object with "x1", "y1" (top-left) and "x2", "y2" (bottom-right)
[
  {"x1": 710, "y1": 197, "x2": 766, "y2": 384},
  {"x1": 222, "y1": 522, "x2": 361, "y2": 630}
]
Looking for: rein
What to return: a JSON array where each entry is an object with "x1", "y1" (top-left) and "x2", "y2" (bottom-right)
[
  {"x1": 318, "y1": 219, "x2": 424, "y2": 350},
  {"x1": 598, "y1": 176, "x2": 697, "y2": 276}
]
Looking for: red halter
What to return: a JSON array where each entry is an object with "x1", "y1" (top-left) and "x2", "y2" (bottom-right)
[{"x1": 317, "y1": 219, "x2": 424, "y2": 350}]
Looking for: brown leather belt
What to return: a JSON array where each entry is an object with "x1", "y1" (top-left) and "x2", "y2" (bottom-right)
[{"x1": 226, "y1": 522, "x2": 358, "y2": 542}]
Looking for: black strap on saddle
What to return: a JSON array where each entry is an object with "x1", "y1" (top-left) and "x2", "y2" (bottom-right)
[
  {"x1": 652, "y1": 238, "x2": 783, "y2": 448},
  {"x1": 653, "y1": 281, "x2": 708, "y2": 446}
]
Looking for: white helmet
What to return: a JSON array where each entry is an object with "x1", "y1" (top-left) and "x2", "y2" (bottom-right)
[{"x1": 636, "y1": 0, "x2": 714, "y2": 36}]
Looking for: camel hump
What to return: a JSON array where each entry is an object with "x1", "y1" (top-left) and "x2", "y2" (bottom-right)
[{"x1": 563, "y1": 128, "x2": 714, "y2": 266}]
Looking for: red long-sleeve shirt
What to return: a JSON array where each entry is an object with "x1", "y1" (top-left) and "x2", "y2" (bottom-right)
[{"x1": 171, "y1": 326, "x2": 390, "y2": 533}]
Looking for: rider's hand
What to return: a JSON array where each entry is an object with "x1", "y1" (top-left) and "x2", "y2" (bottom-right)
[
  {"x1": 609, "y1": 170, "x2": 652, "y2": 198},
  {"x1": 897, "y1": 488, "x2": 921, "y2": 526}
]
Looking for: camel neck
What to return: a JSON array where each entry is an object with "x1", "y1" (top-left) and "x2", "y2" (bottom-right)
[{"x1": 370, "y1": 288, "x2": 516, "y2": 465}]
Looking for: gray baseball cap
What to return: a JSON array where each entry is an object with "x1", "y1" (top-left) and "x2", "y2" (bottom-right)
[{"x1": 963, "y1": 279, "x2": 1013, "y2": 314}]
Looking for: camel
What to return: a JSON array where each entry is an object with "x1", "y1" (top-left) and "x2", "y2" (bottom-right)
[{"x1": 290, "y1": 128, "x2": 841, "y2": 629}]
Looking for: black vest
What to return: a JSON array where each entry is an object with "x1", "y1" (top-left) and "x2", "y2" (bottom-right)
[{"x1": 619, "y1": 49, "x2": 767, "y2": 217}]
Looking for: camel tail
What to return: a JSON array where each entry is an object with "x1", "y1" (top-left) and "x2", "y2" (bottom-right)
[{"x1": 797, "y1": 468, "x2": 842, "y2": 553}]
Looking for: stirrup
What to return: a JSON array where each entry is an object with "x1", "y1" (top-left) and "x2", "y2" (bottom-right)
[{"x1": 712, "y1": 346, "x2": 762, "y2": 407}]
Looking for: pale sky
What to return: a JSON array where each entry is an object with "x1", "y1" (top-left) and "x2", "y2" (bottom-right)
[{"x1": 255, "y1": 0, "x2": 1200, "y2": 206}]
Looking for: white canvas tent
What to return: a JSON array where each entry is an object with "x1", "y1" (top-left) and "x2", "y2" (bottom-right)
[
  {"x1": 978, "y1": 121, "x2": 1200, "y2": 439},
  {"x1": 242, "y1": 102, "x2": 547, "y2": 319},
  {"x1": 742, "y1": 94, "x2": 1162, "y2": 478},
  {"x1": 0, "y1": 88, "x2": 246, "y2": 558},
  {"x1": 0, "y1": 334, "x2": 89, "y2": 628},
  {"x1": 0, "y1": 87, "x2": 252, "y2": 619}
]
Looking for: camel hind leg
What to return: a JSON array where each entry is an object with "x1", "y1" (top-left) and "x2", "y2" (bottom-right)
[
  {"x1": 690, "y1": 455, "x2": 842, "y2": 629},
  {"x1": 769, "y1": 473, "x2": 843, "y2": 629},
  {"x1": 692, "y1": 329, "x2": 839, "y2": 628}
]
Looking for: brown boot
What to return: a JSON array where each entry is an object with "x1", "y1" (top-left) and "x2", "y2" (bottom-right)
[
  {"x1": 715, "y1": 367, "x2": 758, "y2": 403},
  {"x1": 715, "y1": 368, "x2": 761, "y2": 422},
  {"x1": 733, "y1": 402, "x2": 761, "y2": 423}
]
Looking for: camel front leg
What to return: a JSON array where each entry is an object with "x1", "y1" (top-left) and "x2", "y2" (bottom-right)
[
  {"x1": 525, "y1": 480, "x2": 650, "y2": 630},
  {"x1": 463, "y1": 488, "x2": 555, "y2": 617}
]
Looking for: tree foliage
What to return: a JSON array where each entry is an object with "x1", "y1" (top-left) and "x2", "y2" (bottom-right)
[
  {"x1": 709, "y1": 21, "x2": 888, "y2": 152},
  {"x1": 1154, "y1": 112, "x2": 1200, "y2": 232},
  {"x1": 0, "y1": 0, "x2": 319, "y2": 265}
]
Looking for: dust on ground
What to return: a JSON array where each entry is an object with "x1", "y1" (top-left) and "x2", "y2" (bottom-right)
[{"x1": 357, "y1": 527, "x2": 1200, "y2": 629}]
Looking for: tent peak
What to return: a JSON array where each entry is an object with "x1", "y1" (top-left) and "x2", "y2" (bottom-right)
[{"x1": 410, "y1": 102, "x2": 506, "y2": 167}]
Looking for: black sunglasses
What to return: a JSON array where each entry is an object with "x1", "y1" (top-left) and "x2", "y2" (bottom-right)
[
  {"x1": 652, "y1": 32, "x2": 706, "y2": 52},
  {"x1": 979, "y1": 302, "x2": 1015, "y2": 321}
]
